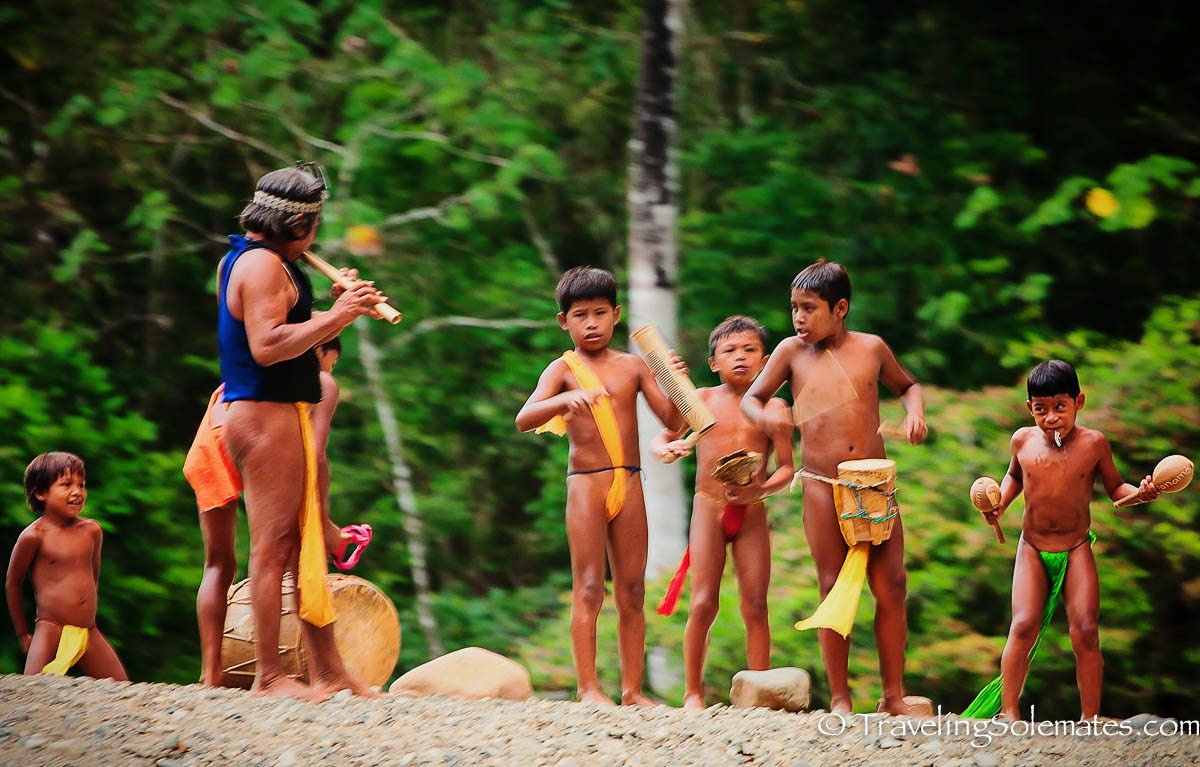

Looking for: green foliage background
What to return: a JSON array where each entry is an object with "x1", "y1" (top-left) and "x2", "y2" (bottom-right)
[{"x1": 2, "y1": 0, "x2": 1197, "y2": 716}]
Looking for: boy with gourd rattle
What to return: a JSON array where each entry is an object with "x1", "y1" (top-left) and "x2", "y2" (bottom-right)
[{"x1": 965, "y1": 360, "x2": 1192, "y2": 720}]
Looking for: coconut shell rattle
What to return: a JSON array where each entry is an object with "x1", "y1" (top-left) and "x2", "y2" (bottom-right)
[
  {"x1": 970, "y1": 476, "x2": 1006, "y2": 543},
  {"x1": 711, "y1": 449, "x2": 764, "y2": 486},
  {"x1": 1115, "y1": 454, "x2": 1194, "y2": 507}
]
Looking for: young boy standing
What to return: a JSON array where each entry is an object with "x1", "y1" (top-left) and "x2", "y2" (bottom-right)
[
  {"x1": 652, "y1": 316, "x2": 795, "y2": 708},
  {"x1": 742, "y1": 259, "x2": 927, "y2": 715},
  {"x1": 6, "y1": 452, "x2": 128, "y2": 679},
  {"x1": 516, "y1": 266, "x2": 684, "y2": 706},
  {"x1": 964, "y1": 360, "x2": 1158, "y2": 721}
]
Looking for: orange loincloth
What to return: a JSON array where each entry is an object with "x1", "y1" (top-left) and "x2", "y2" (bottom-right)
[
  {"x1": 182, "y1": 385, "x2": 242, "y2": 512},
  {"x1": 536, "y1": 350, "x2": 628, "y2": 521}
]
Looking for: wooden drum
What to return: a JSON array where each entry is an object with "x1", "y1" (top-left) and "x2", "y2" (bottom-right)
[
  {"x1": 220, "y1": 572, "x2": 401, "y2": 688},
  {"x1": 835, "y1": 458, "x2": 899, "y2": 547}
]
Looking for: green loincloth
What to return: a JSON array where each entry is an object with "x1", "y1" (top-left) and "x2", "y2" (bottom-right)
[{"x1": 961, "y1": 530, "x2": 1096, "y2": 719}]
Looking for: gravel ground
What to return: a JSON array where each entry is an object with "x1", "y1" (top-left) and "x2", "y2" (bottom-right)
[{"x1": 0, "y1": 674, "x2": 1196, "y2": 767}]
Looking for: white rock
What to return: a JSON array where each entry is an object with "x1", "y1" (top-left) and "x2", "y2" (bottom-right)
[{"x1": 729, "y1": 668, "x2": 811, "y2": 712}]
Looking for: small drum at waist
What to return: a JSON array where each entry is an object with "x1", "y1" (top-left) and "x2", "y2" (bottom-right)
[
  {"x1": 834, "y1": 458, "x2": 899, "y2": 547},
  {"x1": 220, "y1": 572, "x2": 401, "y2": 688}
]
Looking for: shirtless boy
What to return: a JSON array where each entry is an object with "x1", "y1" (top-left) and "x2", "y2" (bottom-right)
[
  {"x1": 964, "y1": 360, "x2": 1158, "y2": 721},
  {"x1": 515, "y1": 266, "x2": 684, "y2": 705},
  {"x1": 742, "y1": 259, "x2": 927, "y2": 715},
  {"x1": 7, "y1": 452, "x2": 128, "y2": 679},
  {"x1": 652, "y1": 315, "x2": 795, "y2": 708}
]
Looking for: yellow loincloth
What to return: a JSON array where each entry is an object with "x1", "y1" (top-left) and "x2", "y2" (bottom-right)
[
  {"x1": 536, "y1": 351, "x2": 627, "y2": 521},
  {"x1": 296, "y1": 402, "x2": 334, "y2": 627},
  {"x1": 42, "y1": 625, "x2": 89, "y2": 675}
]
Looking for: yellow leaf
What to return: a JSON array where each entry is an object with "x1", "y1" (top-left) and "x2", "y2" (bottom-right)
[
  {"x1": 344, "y1": 225, "x2": 383, "y2": 256},
  {"x1": 1085, "y1": 187, "x2": 1119, "y2": 218}
]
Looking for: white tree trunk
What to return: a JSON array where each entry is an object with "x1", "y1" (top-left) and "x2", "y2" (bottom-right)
[
  {"x1": 356, "y1": 320, "x2": 444, "y2": 657},
  {"x1": 628, "y1": 0, "x2": 687, "y2": 579}
]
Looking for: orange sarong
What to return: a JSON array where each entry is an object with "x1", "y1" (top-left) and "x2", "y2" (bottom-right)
[
  {"x1": 183, "y1": 385, "x2": 242, "y2": 512},
  {"x1": 537, "y1": 351, "x2": 628, "y2": 521}
]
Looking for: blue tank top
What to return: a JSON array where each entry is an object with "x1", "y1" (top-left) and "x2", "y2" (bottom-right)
[{"x1": 218, "y1": 234, "x2": 321, "y2": 403}]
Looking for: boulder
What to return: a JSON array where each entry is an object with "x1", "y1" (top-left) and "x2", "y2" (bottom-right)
[
  {"x1": 730, "y1": 667, "x2": 810, "y2": 712},
  {"x1": 875, "y1": 695, "x2": 934, "y2": 717},
  {"x1": 388, "y1": 647, "x2": 533, "y2": 701}
]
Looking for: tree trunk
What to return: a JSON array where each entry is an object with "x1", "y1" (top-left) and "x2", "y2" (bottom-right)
[
  {"x1": 356, "y1": 320, "x2": 444, "y2": 657},
  {"x1": 627, "y1": 0, "x2": 687, "y2": 579}
]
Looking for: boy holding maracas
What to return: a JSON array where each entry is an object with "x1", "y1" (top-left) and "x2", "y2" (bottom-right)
[{"x1": 965, "y1": 360, "x2": 1161, "y2": 721}]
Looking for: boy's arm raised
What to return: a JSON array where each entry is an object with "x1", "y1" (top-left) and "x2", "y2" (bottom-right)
[
  {"x1": 6, "y1": 530, "x2": 38, "y2": 653},
  {"x1": 637, "y1": 357, "x2": 685, "y2": 432},
  {"x1": 741, "y1": 339, "x2": 795, "y2": 432},
  {"x1": 878, "y1": 338, "x2": 926, "y2": 445},
  {"x1": 1096, "y1": 433, "x2": 1160, "y2": 505}
]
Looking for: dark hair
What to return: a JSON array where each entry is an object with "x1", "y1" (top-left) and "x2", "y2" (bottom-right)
[
  {"x1": 1027, "y1": 360, "x2": 1081, "y2": 398},
  {"x1": 709, "y1": 315, "x2": 768, "y2": 356},
  {"x1": 239, "y1": 165, "x2": 327, "y2": 240},
  {"x1": 791, "y1": 259, "x2": 851, "y2": 310},
  {"x1": 24, "y1": 452, "x2": 86, "y2": 513},
  {"x1": 317, "y1": 336, "x2": 341, "y2": 355},
  {"x1": 555, "y1": 266, "x2": 618, "y2": 313}
]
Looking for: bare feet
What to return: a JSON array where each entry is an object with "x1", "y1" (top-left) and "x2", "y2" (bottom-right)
[
  {"x1": 682, "y1": 692, "x2": 705, "y2": 710},
  {"x1": 621, "y1": 691, "x2": 660, "y2": 707},
  {"x1": 877, "y1": 695, "x2": 933, "y2": 718},
  {"x1": 250, "y1": 674, "x2": 328, "y2": 702},
  {"x1": 578, "y1": 688, "x2": 617, "y2": 707},
  {"x1": 311, "y1": 670, "x2": 385, "y2": 699},
  {"x1": 830, "y1": 694, "x2": 853, "y2": 714},
  {"x1": 198, "y1": 671, "x2": 224, "y2": 688}
]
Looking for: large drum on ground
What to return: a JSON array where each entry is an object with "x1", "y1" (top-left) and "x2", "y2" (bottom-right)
[
  {"x1": 835, "y1": 458, "x2": 899, "y2": 546},
  {"x1": 220, "y1": 572, "x2": 401, "y2": 689}
]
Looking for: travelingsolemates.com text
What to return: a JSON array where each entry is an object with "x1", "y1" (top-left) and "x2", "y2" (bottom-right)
[{"x1": 816, "y1": 708, "x2": 1197, "y2": 748}]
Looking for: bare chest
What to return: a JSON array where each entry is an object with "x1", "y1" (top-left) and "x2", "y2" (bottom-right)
[
  {"x1": 1018, "y1": 444, "x2": 1098, "y2": 490},
  {"x1": 704, "y1": 392, "x2": 768, "y2": 450},
  {"x1": 32, "y1": 531, "x2": 94, "y2": 576},
  {"x1": 564, "y1": 359, "x2": 639, "y2": 410},
  {"x1": 791, "y1": 350, "x2": 879, "y2": 424}
]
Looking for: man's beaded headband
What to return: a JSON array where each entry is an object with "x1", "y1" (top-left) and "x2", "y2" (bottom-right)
[{"x1": 252, "y1": 190, "x2": 324, "y2": 214}]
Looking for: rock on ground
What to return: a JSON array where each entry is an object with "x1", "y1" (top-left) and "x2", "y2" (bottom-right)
[
  {"x1": 0, "y1": 675, "x2": 1196, "y2": 767},
  {"x1": 730, "y1": 667, "x2": 811, "y2": 712},
  {"x1": 388, "y1": 646, "x2": 532, "y2": 701}
]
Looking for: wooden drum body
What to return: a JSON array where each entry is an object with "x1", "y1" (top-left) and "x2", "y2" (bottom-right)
[
  {"x1": 835, "y1": 458, "x2": 899, "y2": 547},
  {"x1": 220, "y1": 573, "x2": 401, "y2": 688}
]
